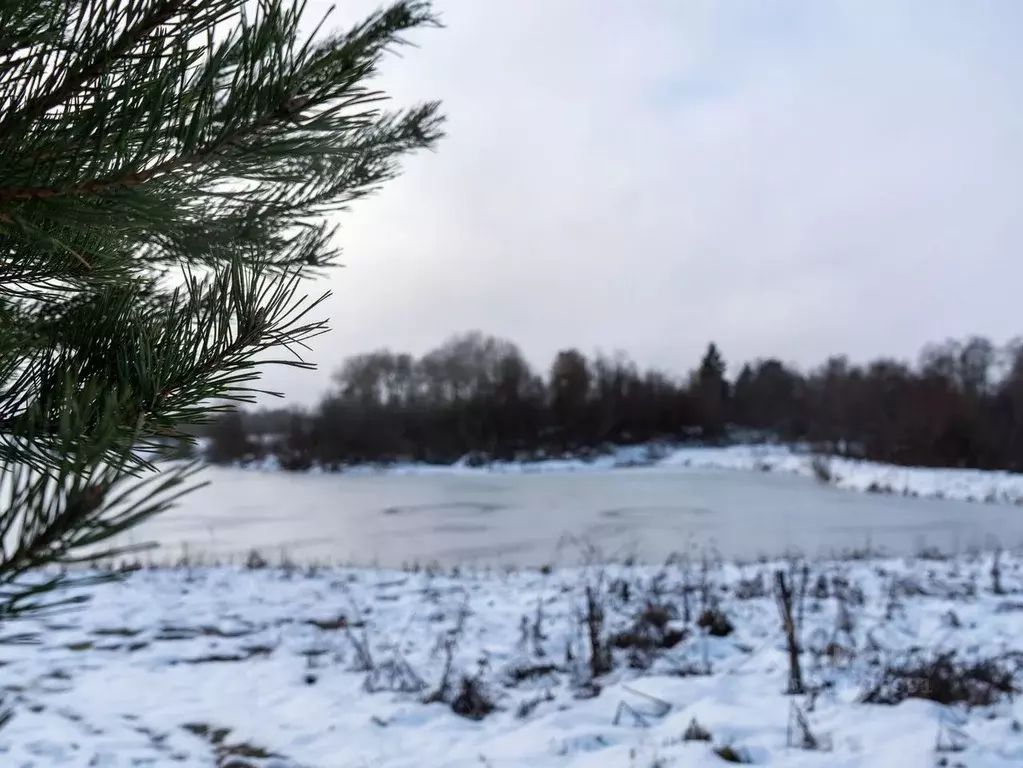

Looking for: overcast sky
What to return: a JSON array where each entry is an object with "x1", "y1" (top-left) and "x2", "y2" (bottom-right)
[{"x1": 260, "y1": 0, "x2": 1023, "y2": 405}]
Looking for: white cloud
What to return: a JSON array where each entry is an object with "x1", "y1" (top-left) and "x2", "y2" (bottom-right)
[{"x1": 261, "y1": 0, "x2": 1023, "y2": 403}]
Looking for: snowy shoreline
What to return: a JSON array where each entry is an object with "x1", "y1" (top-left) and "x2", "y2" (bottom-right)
[
  {"x1": 8, "y1": 551, "x2": 1023, "y2": 766},
  {"x1": 221, "y1": 443, "x2": 1023, "y2": 506}
]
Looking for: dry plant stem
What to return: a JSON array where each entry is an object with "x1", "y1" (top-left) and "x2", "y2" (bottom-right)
[{"x1": 775, "y1": 569, "x2": 805, "y2": 694}]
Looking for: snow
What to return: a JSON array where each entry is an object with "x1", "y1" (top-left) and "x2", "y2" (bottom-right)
[
  {"x1": 233, "y1": 443, "x2": 1023, "y2": 505},
  {"x1": 659, "y1": 445, "x2": 1023, "y2": 505},
  {"x1": 6, "y1": 551, "x2": 1023, "y2": 766}
]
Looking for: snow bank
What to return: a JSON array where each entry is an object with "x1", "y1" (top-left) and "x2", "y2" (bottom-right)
[
  {"x1": 239, "y1": 443, "x2": 662, "y2": 476},
  {"x1": 661, "y1": 444, "x2": 1023, "y2": 505},
  {"x1": 5, "y1": 553, "x2": 1023, "y2": 766}
]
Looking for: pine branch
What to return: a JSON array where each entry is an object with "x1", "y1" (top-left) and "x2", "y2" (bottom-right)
[
  {"x1": 0, "y1": 0, "x2": 206, "y2": 140},
  {"x1": 0, "y1": 0, "x2": 443, "y2": 621}
]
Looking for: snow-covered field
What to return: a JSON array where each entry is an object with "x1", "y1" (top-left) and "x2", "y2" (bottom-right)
[{"x1": 7, "y1": 550, "x2": 1023, "y2": 766}]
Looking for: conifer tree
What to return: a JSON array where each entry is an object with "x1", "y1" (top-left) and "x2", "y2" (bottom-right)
[
  {"x1": 0, "y1": 0, "x2": 442, "y2": 616},
  {"x1": 695, "y1": 343, "x2": 729, "y2": 438}
]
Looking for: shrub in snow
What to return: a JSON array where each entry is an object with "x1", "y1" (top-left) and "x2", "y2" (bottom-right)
[
  {"x1": 860, "y1": 650, "x2": 1020, "y2": 707},
  {"x1": 611, "y1": 604, "x2": 687, "y2": 670},
  {"x1": 713, "y1": 743, "x2": 752, "y2": 763},
  {"x1": 363, "y1": 654, "x2": 426, "y2": 694},
  {"x1": 503, "y1": 661, "x2": 561, "y2": 688},
  {"x1": 697, "y1": 607, "x2": 734, "y2": 637},
  {"x1": 682, "y1": 717, "x2": 713, "y2": 742},
  {"x1": 734, "y1": 571, "x2": 770, "y2": 600},
  {"x1": 450, "y1": 676, "x2": 496, "y2": 720}
]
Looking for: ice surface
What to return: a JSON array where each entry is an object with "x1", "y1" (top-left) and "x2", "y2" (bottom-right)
[{"x1": 233, "y1": 443, "x2": 1023, "y2": 505}]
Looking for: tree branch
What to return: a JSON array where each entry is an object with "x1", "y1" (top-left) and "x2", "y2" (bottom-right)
[
  {"x1": 0, "y1": 0, "x2": 194, "y2": 141},
  {"x1": 0, "y1": 102, "x2": 292, "y2": 206}
]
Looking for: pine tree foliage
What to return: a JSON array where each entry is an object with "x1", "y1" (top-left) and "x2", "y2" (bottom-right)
[{"x1": 0, "y1": 0, "x2": 443, "y2": 616}]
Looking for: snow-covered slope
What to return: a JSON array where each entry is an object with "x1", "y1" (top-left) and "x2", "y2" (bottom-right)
[
  {"x1": 660, "y1": 444, "x2": 1023, "y2": 504},
  {"x1": 6, "y1": 552, "x2": 1023, "y2": 766}
]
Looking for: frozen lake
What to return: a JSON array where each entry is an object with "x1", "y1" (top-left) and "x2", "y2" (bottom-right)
[{"x1": 127, "y1": 464, "x2": 1023, "y2": 566}]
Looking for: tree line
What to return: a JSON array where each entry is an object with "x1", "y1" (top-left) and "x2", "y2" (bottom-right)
[{"x1": 200, "y1": 332, "x2": 1023, "y2": 473}]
